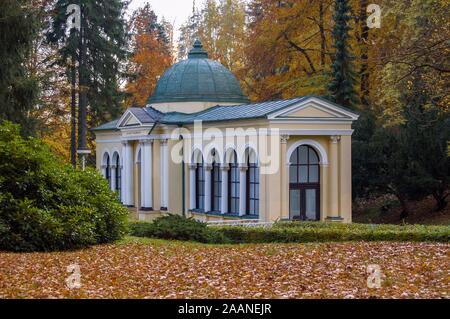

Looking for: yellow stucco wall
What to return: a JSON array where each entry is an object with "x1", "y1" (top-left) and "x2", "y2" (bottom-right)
[{"x1": 95, "y1": 107, "x2": 355, "y2": 223}]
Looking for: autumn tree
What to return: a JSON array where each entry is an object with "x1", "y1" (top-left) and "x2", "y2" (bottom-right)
[
  {"x1": 371, "y1": 0, "x2": 449, "y2": 125},
  {"x1": 177, "y1": 0, "x2": 246, "y2": 76},
  {"x1": 244, "y1": 0, "x2": 334, "y2": 101},
  {"x1": 125, "y1": 4, "x2": 173, "y2": 107},
  {"x1": 178, "y1": 1, "x2": 201, "y2": 61}
]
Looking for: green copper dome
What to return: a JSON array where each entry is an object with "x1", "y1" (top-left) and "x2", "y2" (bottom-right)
[{"x1": 147, "y1": 40, "x2": 249, "y2": 105}]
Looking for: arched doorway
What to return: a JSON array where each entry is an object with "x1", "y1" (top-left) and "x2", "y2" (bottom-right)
[{"x1": 289, "y1": 145, "x2": 320, "y2": 220}]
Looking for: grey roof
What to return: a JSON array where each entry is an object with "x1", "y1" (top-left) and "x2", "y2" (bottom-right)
[
  {"x1": 147, "y1": 41, "x2": 249, "y2": 105},
  {"x1": 158, "y1": 97, "x2": 308, "y2": 124},
  {"x1": 129, "y1": 107, "x2": 163, "y2": 124},
  {"x1": 92, "y1": 96, "x2": 359, "y2": 131},
  {"x1": 92, "y1": 119, "x2": 119, "y2": 131}
]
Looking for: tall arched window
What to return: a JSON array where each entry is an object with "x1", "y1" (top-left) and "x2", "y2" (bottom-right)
[
  {"x1": 246, "y1": 152, "x2": 259, "y2": 216},
  {"x1": 115, "y1": 154, "x2": 121, "y2": 200},
  {"x1": 289, "y1": 145, "x2": 320, "y2": 220},
  {"x1": 196, "y1": 158, "x2": 205, "y2": 211},
  {"x1": 211, "y1": 154, "x2": 221, "y2": 212},
  {"x1": 228, "y1": 151, "x2": 239, "y2": 214}
]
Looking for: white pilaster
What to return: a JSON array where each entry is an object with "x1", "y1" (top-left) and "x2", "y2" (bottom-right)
[
  {"x1": 220, "y1": 164, "x2": 229, "y2": 214},
  {"x1": 327, "y1": 135, "x2": 341, "y2": 220},
  {"x1": 110, "y1": 164, "x2": 117, "y2": 191},
  {"x1": 141, "y1": 140, "x2": 153, "y2": 209},
  {"x1": 161, "y1": 140, "x2": 169, "y2": 209},
  {"x1": 122, "y1": 141, "x2": 134, "y2": 206},
  {"x1": 239, "y1": 164, "x2": 247, "y2": 216},
  {"x1": 189, "y1": 164, "x2": 196, "y2": 210},
  {"x1": 204, "y1": 164, "x2": 212, "y2": 212},
  {"x1": 101, "y1": 165, "x2": 107, "y2": 179},
  {"x1": 160, "y1": 140, "x2": 165, "y2": 208}
]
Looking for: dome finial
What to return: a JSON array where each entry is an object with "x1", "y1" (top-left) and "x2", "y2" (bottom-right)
[{"x1": 188, "y1": 39, "x2": 208, "y2": 59}]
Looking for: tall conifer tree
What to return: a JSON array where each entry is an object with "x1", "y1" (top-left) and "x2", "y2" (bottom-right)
[
  {"x1": 47, "y1": 0, "x2": 128, "y2": 163},
  {"x1": 0, "y1": 0, "x2": 39, "y2": 136},
  {"x1": 328, "y1": 0, "x2": 358, "y2": 108}
]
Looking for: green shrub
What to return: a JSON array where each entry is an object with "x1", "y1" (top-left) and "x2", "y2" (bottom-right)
[
  {"x1": 0, "y1": 122, "x2": 129, "y2": 252},
  {"x1": 129, "y1": 215, "x2": 226, "y2": 244},
  {"x1": 215, "y1": 222, "x2": 450, "y2": 243},
  {"x1": 130, "y1": 217, "x2": 449, "y2": 244}
]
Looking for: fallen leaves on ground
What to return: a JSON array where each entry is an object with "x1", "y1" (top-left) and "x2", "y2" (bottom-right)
[{"x1": 0, "y1": 239, "x2": 448, "y2": 299}]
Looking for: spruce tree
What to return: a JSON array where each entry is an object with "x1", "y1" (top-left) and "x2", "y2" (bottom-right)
[
  {"x1": 328, "y1": 0, "x2": 358, "y2": 109},
  {"x1": 47, "y1": 0, "x2": 128, "y2": 162},
  {"x1": 0, "y1": 0, "x2": 39, "y2": 136}
]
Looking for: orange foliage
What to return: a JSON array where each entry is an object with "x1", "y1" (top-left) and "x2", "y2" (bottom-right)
[{"x1": 125, "y1": 5, "x2": 173, "y2": 107}]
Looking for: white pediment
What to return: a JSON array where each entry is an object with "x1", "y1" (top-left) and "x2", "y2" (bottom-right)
[
  {"x1": 117, "y1": 111, "x2": 142, "y2": 128},
  {"x1": 268, "y1": 97, "x2": 359, "y2": 121}
]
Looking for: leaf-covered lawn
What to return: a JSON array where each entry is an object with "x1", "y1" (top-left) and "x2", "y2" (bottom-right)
[{"x1": 0, "y1": 238, "x2": 448, "y2": 299}]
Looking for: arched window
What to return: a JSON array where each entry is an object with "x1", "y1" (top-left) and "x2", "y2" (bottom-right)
[
  {"x1": 228, "y1": 151, "x2": 239, "y2": 214},
  {"x1": 289, "y1": 145, "x2": 320, "y2": 220},
  {"x1": 246, "y1": 152, "x2": 259, "y2": 216},
  {"x1": 196, "y1": 158, "x2": 205, "y2": 211},
  {"x1": 115, "y1": 154, "x2": 121, "y2": 200},
  {"x1": 211, "y1": 153, "x2": 221, "y2": 212}
]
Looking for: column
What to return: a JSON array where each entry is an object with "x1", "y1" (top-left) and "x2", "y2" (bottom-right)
[
  {"x1": 280, "y1": 135, "x2": 289, "y2": 219},
  {"x1": 189, "y1": 163, "x2": 196, "y2": 210},
  {"x1": 163, "y1": 140, "x2": 169, "y2": 209},
  {"x1": 141, "y1": 140, "x2": 153, "y2": 210},
  {"x1": 122, "y1": 141, "x2": 134, "y2": 207},
  {"x1": 327, "y1": 135, "x2": 341, "y2": 220},
  {"x1": 110, "y1": 164, "x2": 117, "y2": 191},
  {"x1": 160, "y1": 140, "x2": 166, "y2": 209},
  {"x1": 101, "y1": 164, "x2": 107, "y2": 179},
  {"x1": 220, "y1": 164, "x2": 229, "y2": 214},
  {"x1": 204, "y1": 164, "x2": 212, "y2": 212},
  {"x1": 239, "y1": 164, "x2": 247, "y2": 216}
]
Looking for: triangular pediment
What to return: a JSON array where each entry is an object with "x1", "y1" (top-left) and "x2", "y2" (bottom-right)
[
  {"x1": 268, "y1": 97, "x2": 359, "y2": 121},
  {"x1": 280, "y1": 105, "x2": 338, "y2": 118},
  {"x1": 117, "y1": 112, "x2": 142, "y2": 128},
  {"x1": 116, "y1": 108, "x2": 156, "y2": 129}
]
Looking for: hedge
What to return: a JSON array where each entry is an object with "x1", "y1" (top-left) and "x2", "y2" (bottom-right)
[
  {"x1": 129, "y1": 218, "x2": 450, "y2": 244},
  {"x1": 130, "y1": 215, "x2": 226, "y2": 244}
]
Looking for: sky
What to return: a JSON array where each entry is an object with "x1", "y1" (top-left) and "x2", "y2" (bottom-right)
[{"x1": 127, "y1": 0, "x2": 199, "y2": 42}]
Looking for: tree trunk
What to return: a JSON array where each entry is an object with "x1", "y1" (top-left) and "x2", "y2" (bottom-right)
[
  {"x1": 433, "y1": 191, "x2": 448, "y2": 212},
  {"x1": 70, "y1": 54, "x2": 77, "y2": 167},
  {"x1": 319, "y1": 1, "x2": 326, "y2": 66},
  {"x1": 397, "y1": 195, "x2": 409, "y2": 220},
  {"x1": 78, "y1": 5, "x2": 87, "y2": 153}
]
